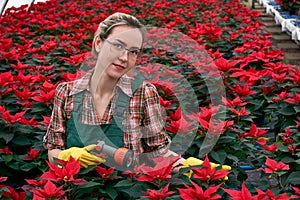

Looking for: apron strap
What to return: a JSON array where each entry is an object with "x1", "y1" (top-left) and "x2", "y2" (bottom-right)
[
  {"x1": 73, "y1": 91, "x2": 84, "y2": 112},
  {"x1": 113, "y1": 73, "x2": 145, "y2": 130},
  {"x1": 72, "y1": 73, "x2": 145, "y2": 132}
]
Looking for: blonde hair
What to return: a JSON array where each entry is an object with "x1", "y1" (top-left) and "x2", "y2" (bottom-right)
[
  {"x1": 92, "y1": 12, "x2": 145, "y2": 53},
  {"x1": 95, "y1": 12, "x2": 144, "y2": 39}
]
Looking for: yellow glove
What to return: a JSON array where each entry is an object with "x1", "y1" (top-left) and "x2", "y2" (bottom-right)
[
  {"x1": 181, "y1": 157, "x2": 231, "y2": 179},
  {"x1": 58, "y1": 144, "x2": 105, "y2": 168}
]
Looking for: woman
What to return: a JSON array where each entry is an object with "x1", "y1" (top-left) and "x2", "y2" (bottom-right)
[{"x1": 43, "y1": 12, "x2": 174, "y2": 169}]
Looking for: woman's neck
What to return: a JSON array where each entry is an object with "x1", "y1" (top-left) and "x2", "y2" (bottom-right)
[{"x1": 90, "y1": 72, "x2": 118, "y2": 97}]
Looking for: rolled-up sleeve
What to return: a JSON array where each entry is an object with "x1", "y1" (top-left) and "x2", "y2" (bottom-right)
[
  {"x1": 124, "y1": 82, "x2": 170, "y2": 157},
  {"x1": 43, "y1": 82, "x2": 69, "y2": 150}
]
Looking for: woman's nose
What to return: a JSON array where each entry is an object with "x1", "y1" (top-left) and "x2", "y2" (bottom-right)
[{"x1": 118, "y1": 50, "x2": 128, "y2": 62}]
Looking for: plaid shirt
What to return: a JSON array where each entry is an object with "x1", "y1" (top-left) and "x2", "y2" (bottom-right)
[{"x1": 43, "y1": 70, "x2": 170, "y2": 157}]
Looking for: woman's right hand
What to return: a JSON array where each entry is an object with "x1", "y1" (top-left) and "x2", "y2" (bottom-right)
[{"x1": 48, "y1": 145, "x2": 106, "y2": 168}]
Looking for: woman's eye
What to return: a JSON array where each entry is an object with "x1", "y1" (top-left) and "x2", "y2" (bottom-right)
[
  {"x1": 114, "y1": 43, "x2": 124, "y2": 49},
  {"x1": 130, "y1": 50, "x2": 139, "y2": 55}
]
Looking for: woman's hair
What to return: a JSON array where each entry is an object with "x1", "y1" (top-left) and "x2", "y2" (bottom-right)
[
  {"x1": 92, "y1": 13, "x2": 145, "y2": 54},
  {"x1": 95, "y1": 12, "x2": 145, "y2": 40}
]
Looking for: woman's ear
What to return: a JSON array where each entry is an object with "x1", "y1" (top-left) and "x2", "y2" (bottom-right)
[{"x1": 94, "y1": 35, "x2": 102, "y2": 53}]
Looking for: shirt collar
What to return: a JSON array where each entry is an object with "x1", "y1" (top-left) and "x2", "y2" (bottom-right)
[
  {"x1": 117, "y1": 74, "x2": 134, "y2": 97},
  {"x1": 68, "y1": 69, "x2": 134, "y2": 97}
]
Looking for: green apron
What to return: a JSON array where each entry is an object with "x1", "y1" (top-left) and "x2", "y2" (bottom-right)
[{"x1": 65, "y1": 74, "x2": 144, "y2": 168}]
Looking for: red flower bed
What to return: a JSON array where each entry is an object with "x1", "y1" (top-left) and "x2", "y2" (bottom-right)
[{"x1": 0, "y1": 0, "x2": 299, "y2": 199}]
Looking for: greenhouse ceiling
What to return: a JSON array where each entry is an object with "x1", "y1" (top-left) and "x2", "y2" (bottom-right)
[{"x1": 1, "y1": 0, "x2": 47, "y2": 15}]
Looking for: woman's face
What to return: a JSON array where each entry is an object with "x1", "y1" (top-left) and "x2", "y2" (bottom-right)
[{"x1": 95, "y1": 25, "x2": 143, "y2": 80}]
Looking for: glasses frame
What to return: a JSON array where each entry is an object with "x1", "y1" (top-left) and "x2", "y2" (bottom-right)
[{"x1": 104, "y1": 39, "x2": 141, "y2": 60}]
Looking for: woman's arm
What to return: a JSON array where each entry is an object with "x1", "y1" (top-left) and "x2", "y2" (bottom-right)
[
  {"x1": 140, "y1": 82, "x2": 171, "y2": 157},
  {"x1": 48, "y1": 149, "x2": 62, "y2": 163},
  {"x1": 43, "y1": 82, "x2": 69, "y2": 163}
]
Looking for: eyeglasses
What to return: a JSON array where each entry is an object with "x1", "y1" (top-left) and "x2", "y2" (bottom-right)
[{"x1": 105, "y1": 39, "x2": 140, "y2": 60}]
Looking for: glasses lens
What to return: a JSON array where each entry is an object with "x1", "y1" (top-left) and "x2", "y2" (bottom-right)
[
  {"x1": 128, "y1": 50, "x2": 139, "y2": 59},
  {"x1": 108, "y1": 40, "x2": 139, "y2": 59}
]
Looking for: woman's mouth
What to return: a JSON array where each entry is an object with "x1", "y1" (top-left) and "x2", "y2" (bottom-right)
[{"x1": 113, "y1": 63, "x2": 126, "y2": 70}]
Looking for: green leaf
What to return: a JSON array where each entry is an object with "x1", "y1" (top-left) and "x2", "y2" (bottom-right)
[
  {"x1": 286, "y1": 171, "x2": 300, "y2": 184},
  {"x1": 8, "y1": 161, "x2": 20, "y2": 170},
  {"x1": 276, "y1": 171, "x2": 288, "y2": 176},
  {"x1": 106, "y1": 187, "x2": 118, "y2": 200},
  {"x1": 226, "y1": 154, "x2": 239, "y2": 162},
  {"x1": 77, "y1": 181, "x2": 102, "y2": 189},
  {"x1": 121, "y1": 182, "x2": 149, "y2": 198},
  {"x1": 295, "y1": 159, "x2": 300, "y2": 165},
  {"x1": 210, "y1": 150, "x2": 226, "y2": 164},
  {"x1": 79, "y1": 165, "x2": 97, "y2": 175},
  {"x1": 0, "y1": 132, "x2": 14, "y2": 144},
  {"x1": 281, "y1": 157, "x2": 294, "y2": 163},
  {"x1": 113, "y1": 179, "x2": 133, "y2": 188},
  {"x1": 12, "y1": 135, "x2": 32, "y2": 146},
  {"x1": 20, "y1": 162, "x2": 36, "y2": 171},
  {"x1": 293, "y1": 105, "x2": 300, "y2": 113},
  {"x1": 290, "y1": 88, "x2": 300, "y2": 93},
  {"x1": 278, "y1": 107, "x2": 295, "y2": 116},
  {"x1": 2, "y1": 154, "x2": 14, "y2": 163}
]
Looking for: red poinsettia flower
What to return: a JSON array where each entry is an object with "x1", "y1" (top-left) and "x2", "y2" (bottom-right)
[
  {"x1": 229, "y1": 107, "x2": 250, "y2": 116},
  {"x1": 1, "y1": 110, "x2": 26, "y2": 124},
  {"x1": 254, "y1": 188, "x2": 290, "y2": 200},
  {"x1": 229, "y1": 84, "x2": 256, "y2": 97},
  {"x1": 136, "y1": 156, "x2": 180, "y2": 182},
  {"x1": 0, "y1": 185, "x2": 26, "y2": 200},
  {"x1": 260, "y1": 82, "x2": 276, "y2": 94},
  {"x1": 0, "y1": 177, "x2": 7, "y2": 182},
  {"x1": 0, "y1": 146, "x2": 13, "y2": 155},
  {"x1": 290, "y1": 68, "x2": 300, "y2": 85},
  {"x1": 257, "y1": 138, "x2": 279, "y2": 153},
  {"x1": 139, "y1": 63, "x2": 162, "y2": 76},
  {"x1": 30, "y1": 180, "x2": 65, "y2": 199},
  {"x1": 179, "y1": 181, "x2": 222, "y2": 200},
  {"x1": 35, "y1": 64, "x2": 53, "y2": 72},
  {"x1": 141, "y1": 183, "x2": 175, "y2": 200},
  {"x1": 22, "y1": 179, "x2": 48, "y2": 192},
  {"x1": 13, "y1": 86, "x2": 35, "y2": 105},
  {"x1": 262, "y1": 157, "x2": 289, "y2": 174},
  {"x1": 13, "y1": 72, "x2": 36, "y2": 86},
  {"x1": 10, "y1": 60, "x2": 30, "y2": 71},
  {"x1": 290, "y1": 187, "x2": 300, "y2": 199},
  {"x1": 23, "y1": 148, "x2": 41, "y2": 160},
  {"x1": 280, "y1": 128, "x2": 296, "y2": 145},
  {"x1": 284, "y1": 94, "x2": 300, "y2": 104},
  {"x1": 177, "y1": 116, "x2": 198, "y2": 134},
  {"x1": 230, "y1": 68, "x2": 263, "y2": 86},
  {"x1": 19, "y1": 116, "x2": 37, "y2": 127},
  {"x1": 223, "y1": 182, "x2": 254, "y2": 200},
  {"x1": 62, "y1": 52, "x2": 89, "y2": 65},
  {"x1": 0, "y1": 48, "x2": 20, "y2": 61},
  {"x1": 41, "y1": 157, "x2": 87, "y2": 185},
  {"x1": 0, "y1": 71, "x2": 13, "y2": 87},
  {"x1": 214, "y1": 57, "x2": 239, "y2": 72},
  {"x1": 192, "y1": 155, "x2": 230, "y2": 181},
  {"x1": 41, "y1": 81, "x2": 59, "y2": 93},
  {"x1": 94, "y1": 166, "x2": 115, "y2": 179},
  {"x1": 239, "y1": 124, "x2": 268, "y2": 138},
  {"x1": 168, "y1": 107, "x2": 182, "y2": 121},
  {"x1": 288, "y1": 145, "x2": 298, "y2": 154},
  {"x1": 271, "y1": 72, "x2": 288, "y2": 83},
  {"x1": 60, "y1": 70, "x2": 86, "y2": 81},
  {"x1": 272, "y1": 91, "x2": 289, "y2": 103},
  {"x1": 222, "y1": 96, "x2": 248, "y2": 107},
  {"x1": 41, "y1": 116, "x2": 51, "y2": 127},
  {"x1": 31, "y1": 89, "x2": 56, "y2": 104},
  {"x1": 25, "y1": 179, "x2": 47, "y2": 187},
  {"x1": 165, "y1": 119, "x2": 180, "y2": 134}
]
